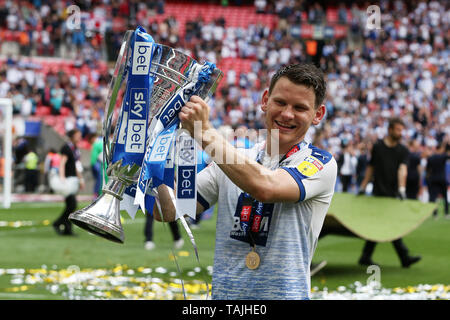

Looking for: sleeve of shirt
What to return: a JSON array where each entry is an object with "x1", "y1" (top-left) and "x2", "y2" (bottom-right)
[
  {"x1": 60, "y1": 144, "x2": 71, "y2": 157},
  {"x1": 196, "y1": 161, "x2": 219, "y2": 210},
  {"x1": 400, "y1": 145, "x2": 409, "y2": 165},
  {"x1": 280, "y1": 150, "x2": 337, "y2": 202}
]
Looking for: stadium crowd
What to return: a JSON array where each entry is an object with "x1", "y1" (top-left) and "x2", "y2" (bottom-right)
[{"x1": 0, "y1": 0, "x2": 448, "y2": 199}]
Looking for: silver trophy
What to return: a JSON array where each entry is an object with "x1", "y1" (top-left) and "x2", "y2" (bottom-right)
[{"x1": 69, "y1": 30, "x2": 222, "y2": 243}]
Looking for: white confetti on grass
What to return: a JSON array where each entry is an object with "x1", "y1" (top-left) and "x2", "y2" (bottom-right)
[
  {"x1": 2, "y1": 265, "x2": 446, "y2": 300},
  {"x1": 0, "y1": 265, "x2": 212, "y2": 300},
  {"x1": 311, "y1": 281, "x2": 449, "y2": 300},
  {"x1": 155, "y1": 267, "x2": 167, "y2": 274}
]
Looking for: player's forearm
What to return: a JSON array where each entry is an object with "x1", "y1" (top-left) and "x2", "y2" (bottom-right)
[
  {"x1": 179, "y1": 95, "x2": 279, "y2": 201},
  {"x1": 199, "y1": 127, "x2": 275, "y2": 202},
  {"x1": 360, "y1": 165, "x2": 374, "y2": 190},
  {"x1": 59, "y1": 156, "x2": 67, "y2": 179},
  {"x1": 398, "y1": 164, "x2": 407, "y2": 189}
]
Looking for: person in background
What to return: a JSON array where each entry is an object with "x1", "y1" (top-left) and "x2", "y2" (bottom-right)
[
  {"x1": 337, "y1": 139, "x2": 357, "y2": 192},
  {"x1": 89, "y1": 133, "x2": 103, "y2": 198},
  {"x1": 23, "y1": 145, "x2": 39, "y2": 192},
  {"x1": 52, "y1": 129, "x2": 85, "y2": 236},
  {"x1": 144, "y1": 216, "x2": 184, "y2": 251},
  {"x1": 406, "y1": 139, "x2": 423, "y2": 200},
  {"x1": 426, "y1": 139, "x2": 449, "y2": 219},
  {"x1": 358, "y1": 118, "x2": 421, "y2": 268},
  {"x1": 356, "y1": 142, "x2": 369, "y2": 193},
  {"x1": 43, "y1": 148, "x2": 60, "y2": 193}
]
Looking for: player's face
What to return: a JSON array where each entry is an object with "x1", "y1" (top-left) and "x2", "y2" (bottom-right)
[
  {"x1": 389, "y1": 123, "x2": 404, "y2": 142},
  {"x1": 72, "y1": 131, "x2": 82, "y2": 144},
  {"x1": 261, "y1": 77, "x2": 325, "y2": 153}
]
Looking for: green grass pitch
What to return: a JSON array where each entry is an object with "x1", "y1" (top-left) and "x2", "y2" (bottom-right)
[{"x1": 0, "y1": 197, "x2": 448, "y2": 299}]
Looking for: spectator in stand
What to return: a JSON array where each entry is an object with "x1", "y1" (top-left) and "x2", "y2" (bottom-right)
[
  {"x1": 0, "y1": 0, "x2": 448, "y2": 189},
  {"x1": 255, "y1": 0, "x2": 267, "y2": 14},
  {"x1": 50, "y1": 83, "x2": 65, "y2": 115}
]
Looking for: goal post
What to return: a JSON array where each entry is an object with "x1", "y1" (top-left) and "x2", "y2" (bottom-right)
[{"x1": 0, "y1": 98, "x2": 12, "y2": 209}]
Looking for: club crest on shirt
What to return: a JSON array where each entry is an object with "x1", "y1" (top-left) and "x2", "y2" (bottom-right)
[{"x1": 296, "y1": 156, "x2": 323, "y2": 177}]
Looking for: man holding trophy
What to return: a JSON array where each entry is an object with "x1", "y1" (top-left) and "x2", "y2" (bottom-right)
[
  {"x1": 68, "y1": 26, "x2": 336, "y2": 300},
  {"x1": 155, "y1": 64, "x2": 337, "y2": 300}
]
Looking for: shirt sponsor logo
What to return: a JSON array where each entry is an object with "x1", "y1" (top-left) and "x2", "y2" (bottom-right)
[
  {"x1": 297, "y1": 161, "x2": 319, "y2": 177},
  {"x1": 297, "y1": 155, "x2": 324, "y2": 176},
  {"x1": 251, "y1": 215, "x2": 262, "y2": 232},
  {"x1": 240, "y1": 205, "x2": 251, "y2": 222}
]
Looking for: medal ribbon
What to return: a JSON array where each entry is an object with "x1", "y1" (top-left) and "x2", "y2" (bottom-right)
[{"x1": 242, "y1": 141, "x2": 307, "y2": 247}]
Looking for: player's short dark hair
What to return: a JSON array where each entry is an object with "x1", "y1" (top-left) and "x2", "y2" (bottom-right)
[
  {"x1": 268, "y1": 63, "x2": 326, "y2": 109},
  {"x1": 388, "y1": 117, "x2": 405, "y2": 130}
]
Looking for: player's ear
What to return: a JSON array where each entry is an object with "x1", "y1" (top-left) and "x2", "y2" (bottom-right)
[
  {"x1": 261, "y1": 89, "x2": 269, "y2": 113},
  {"x1": 312, "y1": 104, "x2": 326, "y2": 125}
]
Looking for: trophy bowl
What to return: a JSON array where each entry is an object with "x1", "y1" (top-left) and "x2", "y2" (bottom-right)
[{"x1": 69, "y1": 28, "x2": 222, "y2": 243}]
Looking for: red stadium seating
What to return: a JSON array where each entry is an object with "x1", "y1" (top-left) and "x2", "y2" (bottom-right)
[
  {"x1": 59, "y1": 107, "x2": 72, "y2": 117},
  {"x1": 150, "y1": 3, "x2": 279, "y2": 37},
  {"x1": 35, "y1": 105, "x2": 51, "y2": 116}
]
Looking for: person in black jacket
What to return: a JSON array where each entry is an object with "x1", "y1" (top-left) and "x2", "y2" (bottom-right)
[
  {"x1": 406, "y1": 139, "x2": 423, "y2": 200},
  {"x1": 426, "y1": 140, "x2": 449, "y2": 218},
  {"x1": 52, "y1": 129, "x2": 85, "y2": 236},
  {"x1": 358, "y1": 118, "x2": 421, "y2": 268}
]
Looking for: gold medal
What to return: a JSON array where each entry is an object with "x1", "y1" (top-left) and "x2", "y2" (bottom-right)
[{"x1": 246, "y1": 248, "x2": 260, "y2": 269}]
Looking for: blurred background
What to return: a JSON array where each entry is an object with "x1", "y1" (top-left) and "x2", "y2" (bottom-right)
[{"x1": 0, "y1": 0, "x2": 448, "y2": 200}]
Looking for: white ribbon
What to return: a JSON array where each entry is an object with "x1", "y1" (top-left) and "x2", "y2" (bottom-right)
[{"x1": 175, "y1": 131, "x2": 197, "y2": 220}]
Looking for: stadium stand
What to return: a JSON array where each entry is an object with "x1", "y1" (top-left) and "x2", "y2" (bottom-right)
[{"x1": 0, "y1": 0, "x2": 448, "y2": 195}]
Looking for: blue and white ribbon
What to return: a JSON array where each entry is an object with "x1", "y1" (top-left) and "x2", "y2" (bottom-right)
[
  {"x1": 135, "y1": 62, "x2": 216, "y2": 215},
  {"x1": 175, "y1": 132, "x2": 197, "y2": 220},
  {"x1": 111, "y1": 26, "x2": 155, "y2": 219}
]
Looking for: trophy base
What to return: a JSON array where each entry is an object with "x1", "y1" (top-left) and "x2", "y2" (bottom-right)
[
  {"x1": 68, "y1": 193, "x2": 125, "y2": 244},
  {"x1": 70, "y1": 211, "x2": 125, "y2": 243}
]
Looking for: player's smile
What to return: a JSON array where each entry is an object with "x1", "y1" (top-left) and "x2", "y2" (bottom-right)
[{"x1": 261, "y1": 77, "x2": 325, "y2": 154}]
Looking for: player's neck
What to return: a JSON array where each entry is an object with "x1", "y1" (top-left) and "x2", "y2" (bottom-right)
[
  {"x1": 266, "y1": 138, "x2": 303, "y2": 157},
  {"x1": 384, "y1": 136, "x2": 399, "y2": 148}
]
